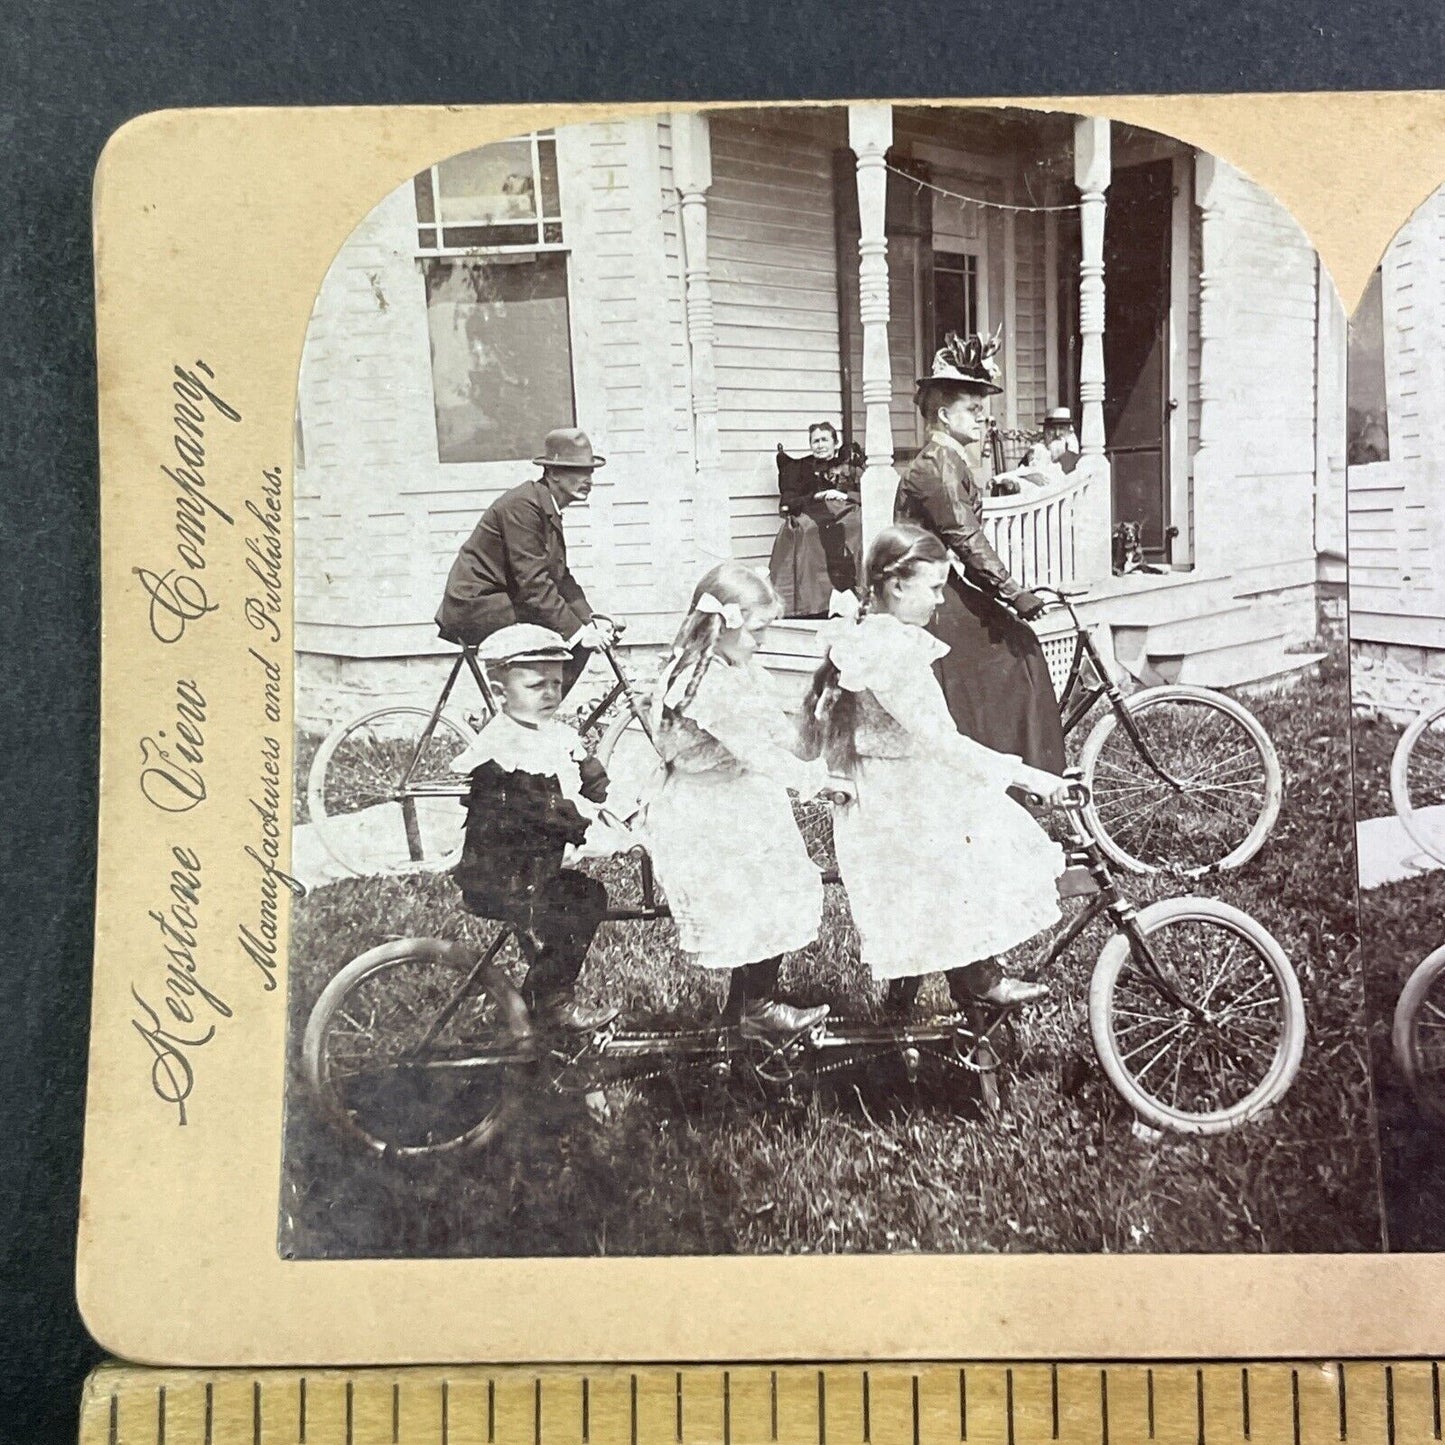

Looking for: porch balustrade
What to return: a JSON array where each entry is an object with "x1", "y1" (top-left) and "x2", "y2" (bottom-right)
[{"x1": 978, "y1": 459, "x2": 1104, "y2": 593}]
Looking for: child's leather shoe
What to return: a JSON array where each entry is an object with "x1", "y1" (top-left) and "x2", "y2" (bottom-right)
[{"x1": 739, "y1": 998, "x2": 829, "y2": 1039}]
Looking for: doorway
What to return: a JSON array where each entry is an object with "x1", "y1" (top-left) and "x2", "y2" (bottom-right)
[{"x1": 1104, "y1": 158, "x2": 1175, "y2": 561}]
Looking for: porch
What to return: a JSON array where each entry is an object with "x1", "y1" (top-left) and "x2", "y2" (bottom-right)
[
  {"x1": 669, "y1": 101, "x2": 1326, "y2": 699},
  {"x1": 755, "y1": 565, "x2": 1327, "y2": 712},
  {"x1": 674, "y1": 102, "x2": 1214, "y2": 592}
]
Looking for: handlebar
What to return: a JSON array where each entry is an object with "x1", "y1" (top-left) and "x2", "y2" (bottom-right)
[
  {"x1": 1019, "y1": 585, "x2": 1093, "y2": 635},
  {"x1": 1019, "y1": 779, "x2": 1091, "y2": 812}
]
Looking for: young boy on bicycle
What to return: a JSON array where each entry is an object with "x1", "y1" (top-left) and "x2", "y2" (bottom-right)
[{"x1": 449, "y1": 623, "x2": 623, "y2": 1032}]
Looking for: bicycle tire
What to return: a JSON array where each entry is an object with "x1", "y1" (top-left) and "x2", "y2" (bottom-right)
[
  {"x1": 1078, "y1": 684, "x2": 1282, "y2": 876},
  {"x1": 1088, "y1": 898, "x2": 1305, "y2": 1135},
  {"x1": 301, "y1": 937, "x2": 531, "y2": 1159},
  {"x1": 595, "y1": 709, "x2": 663, "y2": 823},
  {"x1": 1390, "y1": 701, "x2": 1445, "y2": 867},
  {"x1": 1393, "y1": 943, "x2": 1445, "y2": 1123},
  {"x1": 307, "y1": 706, "x2": 477, "y2": 877}
]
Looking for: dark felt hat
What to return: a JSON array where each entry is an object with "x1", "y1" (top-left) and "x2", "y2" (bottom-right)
[{"x1": 533, "y1": 427, "x2": 607, "y2": 470}]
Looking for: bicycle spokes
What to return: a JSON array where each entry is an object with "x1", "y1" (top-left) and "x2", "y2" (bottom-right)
[
  {"x1": 319, "y1": 943, "x2": 521, "y2": 1153},
  {"x1": 1090, "y1": 703, "x2": 1273, "y2": 872},
  {"x1": 311, "y1": 708, "x2": 473, "y2": 875},
  {"x1": 1396, "y1": 708, "x2": 1445, "y2": 865},
  {"x1": 1111, "y1": 919, "x2": 1289, "y2": 1116},
  {"x1": 1413, "y1": 994, "x2": 1445, "y2": 1088}
]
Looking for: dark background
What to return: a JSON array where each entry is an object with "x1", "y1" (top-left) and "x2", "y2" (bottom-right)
[{"x1": 4, "y1": 2, "x2": 1444, "y2": 1440}]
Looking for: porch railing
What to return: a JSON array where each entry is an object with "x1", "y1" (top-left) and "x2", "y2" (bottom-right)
[{"x1": 980, "y1": 461, "x2": 1103, "y2": 593}]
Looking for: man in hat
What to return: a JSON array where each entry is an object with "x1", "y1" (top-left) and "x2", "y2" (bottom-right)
[
  {"x1": 436, "y1": 427, "x2": 619, "y2": 695},
  {"x1": 448, "y1": 622, "x2": 619, "y2": 1032},
  {"x1": 1039, "y1": 407, "x2": 1080, "y2": 475},
  {"x1": 1007, "y1": 407, "x2": 1081, "y2": 489},
  {"x1": 896, "y1": 332, "x2": 1067, "y2": 778}
]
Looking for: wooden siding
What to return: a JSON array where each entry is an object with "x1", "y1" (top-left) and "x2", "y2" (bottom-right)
[
  {"x1": 295, "y1": 117, "x2": 695, "y2": 651},
  {"x1": 1013, "y1": 209, "x2": 1048, "y2": 430},
  {"x1": 1186, "y1": 196, "x2": 1201, "y2": 562},
  {"x1": 708, "y1": 108, "x2": 849, "y2": 568},
  {"x1": 1191, "y1": 164, "x2": 1322, "y2": 579},
  {"x1": 1348, "y1": 186, "x2": 1445, "y2": 643}
]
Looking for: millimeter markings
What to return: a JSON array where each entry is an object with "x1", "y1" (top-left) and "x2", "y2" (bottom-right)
[{"x1": 82, "y1": 1360, "x2": 1437, "y2": 1445}]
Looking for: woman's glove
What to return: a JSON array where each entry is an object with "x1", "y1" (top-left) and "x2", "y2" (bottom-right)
[
  {"x1": 1012, "y1": 589, "x2": 1047, "y2": 621},
  {"x1": 578, "y1": 756, "x2": 610, "y2": 804}
]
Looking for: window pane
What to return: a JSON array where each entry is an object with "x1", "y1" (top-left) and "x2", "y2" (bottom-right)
[
  {"x1": 932, "y1": 250, "x2": 977, "y2": 352},
  {"x1": 417, "y1": 227, "x2": 436, "y2": 249},
  {"x1": 538, "y1": 138, "x2": 561, "y2": 218},
  {"x1": 440, "y1": 223, "x2": 541, "y2": 249},
  {"x1": 413, "y1": 171, "x2": 436, "y2": 224},
  {"x1": 1348, "y1": 266, "x2": 1390, "y2": 464},
  {"x1": 423, "y1": 255, "x2": 575, "y2": 464},
  {"x1": 435, "y1": 141, "x2": 537, "y2": 225}
]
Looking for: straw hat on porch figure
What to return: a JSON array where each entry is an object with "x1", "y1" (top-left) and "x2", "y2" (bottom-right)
[{"x1": 893, "y1": 329, "x2": 1068, "y2": 773}]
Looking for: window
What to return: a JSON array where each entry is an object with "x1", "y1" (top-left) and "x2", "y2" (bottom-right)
[
  {"x1": 413, "y1": 134, "x2": 563, "y2": 251},
  {"x1": 1348, "y1": 266, "x2": 1390, "y2": 465},
  {"x1": 414, "y1": 134, "x2": 575, "y2": 464},
  {"x1": 931, "y1": 250, "x2": 979, "y2": 353},
  {"x1": 423, "y1": 254, "x2": 575, "y2": 465}
]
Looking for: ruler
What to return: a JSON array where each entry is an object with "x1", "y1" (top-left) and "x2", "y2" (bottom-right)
[{"x1": 80, "y1": 1360, "x2": 1442, "y2": 1444}]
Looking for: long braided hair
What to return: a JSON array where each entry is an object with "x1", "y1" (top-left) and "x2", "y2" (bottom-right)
[
  {"x1": 652, "y1": 563, "x2": 784, "y2": 752},
  {"x1": 800, "y1": 524, "x2": 949, "y2": 774}
]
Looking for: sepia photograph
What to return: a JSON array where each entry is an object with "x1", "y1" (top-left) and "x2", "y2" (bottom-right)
[
  {"x1": 275, "y1": 102, "x2": 1377, "y2": 1261},
  {"x1": 1344, "y1": 183, "x2": 1445, "y2": 1251}
]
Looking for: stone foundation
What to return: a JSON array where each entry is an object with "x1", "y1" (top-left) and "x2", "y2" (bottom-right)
[
  {"x1": 1316, "y1": 579, "x2": 1349, "y2": 645},
  {"x1": 1350, "y1": 640, "x2": 1445, "y2": 722}
]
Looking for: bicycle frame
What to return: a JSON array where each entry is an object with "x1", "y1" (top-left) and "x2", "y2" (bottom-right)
[
  {"x1": 1038, "y1": 588, "x2": 1199, "y2": 796},
  {"x1": 387, "y1": 640, "x2": 657, "y2": 862},
  {"x1": 386, "y1": 793, "x2": 1203, "y2": 1085}
]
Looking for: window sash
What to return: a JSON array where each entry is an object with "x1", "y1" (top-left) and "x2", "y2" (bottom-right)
[{"x1": 413, "y1": 133, "x2": 563, "y2": 252}]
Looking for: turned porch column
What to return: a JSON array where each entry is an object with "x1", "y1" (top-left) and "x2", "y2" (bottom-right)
[
  {"x1": 672, "y1": 110, "x2": 731, "y2": 562},
  {"x1": 1074, "y1": 117, "x2": 1110, "y2": 462},
  {"x1": 1073, "y1": 116, "x2": 1113, "y2": 583},
  {"x1": 848, "y1": 103, "x2": 896, "y2": 550},
  {"x1": 1192, "y1": 151, "x2": 1229, "y2": 573}
]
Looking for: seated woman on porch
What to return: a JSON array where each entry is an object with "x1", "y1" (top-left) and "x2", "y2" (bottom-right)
[{"x1": 767, "y1": 422, "x2": 864, "y2": 618}]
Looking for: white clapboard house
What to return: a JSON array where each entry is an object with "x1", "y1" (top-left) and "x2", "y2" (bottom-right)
[
  {"x1": 1346, "y1": 185, "x2": 1445, "y2": 718},
  {"x1": 294, "y1": 104, "x2": 1347, "y2": 729}
]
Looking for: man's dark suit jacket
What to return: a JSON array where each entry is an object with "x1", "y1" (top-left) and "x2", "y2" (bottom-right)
[{"x1": 435, "y1": 477, "x2": 594, "y2": 644}]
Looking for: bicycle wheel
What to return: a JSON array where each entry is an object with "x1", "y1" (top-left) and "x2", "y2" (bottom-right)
[
  {"x1": 1391, "y1": 702, "x2": 1445, "y2": 867},
  {"x1": 301, "y1": 937, "x2": 532, "y2": 1158},
  {"x1": 595, "y1": 708, "x2": 662, "y2": 822},
  {"x1": 1078, "y1": 685, "x2": 1282, "y2": 876},
  {"x1": 1393, "y1": 944, "x2": 1445, "y2": 1123},
  {"x1": 1088, "y1": 898, "x2": 1305, "y2": 1135},
  {"x1": 307, "y1": 706, "x2": 477, "y2": 877}
]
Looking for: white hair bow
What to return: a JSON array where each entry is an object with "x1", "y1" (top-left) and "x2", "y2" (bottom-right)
[
  {"x1": 828, "y1": 589, "x2": 861, "y2": 621},
  {"x1": 696, "y1": 593, "x2": 746, "y2": 630}
]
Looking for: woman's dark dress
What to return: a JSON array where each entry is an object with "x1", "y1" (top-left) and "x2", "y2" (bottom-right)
[
  {"x1": 894, "y1": 433, "x2": 1067, "y2": 773},
  {"x1": 768, "y1": 445, "x2": 863, "y2": 616}
]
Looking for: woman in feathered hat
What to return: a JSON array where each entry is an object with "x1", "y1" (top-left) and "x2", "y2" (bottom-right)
[{"x1": 894, "y1": 331, "x2": 1067, "y2": 773}]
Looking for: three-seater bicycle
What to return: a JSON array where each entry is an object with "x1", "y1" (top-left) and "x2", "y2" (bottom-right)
[
  {"x1": 298, "y1": 595, "x2": 1303, "y2": 1159},
  {"x1": 301, "y1": 771, "x2": 1305, "y2": 1161}
]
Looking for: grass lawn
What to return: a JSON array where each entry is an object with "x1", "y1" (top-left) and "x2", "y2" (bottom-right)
[
  {"x1": 280, "y1": 652, "x2": 1381, "y2": 1258},
  {"x1": 1350, "y1": 711, "x2": 1445, "y2": 1250}
]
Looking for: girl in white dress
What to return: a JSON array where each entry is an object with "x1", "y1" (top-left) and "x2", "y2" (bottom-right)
[
  {"x1": 802, "y1": 525, "x2": 1071, "y2": 1016},
  {"x1": 644, "y1": 562, "x2": 853, "y2": 1037}
]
